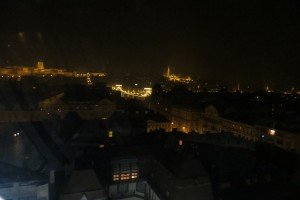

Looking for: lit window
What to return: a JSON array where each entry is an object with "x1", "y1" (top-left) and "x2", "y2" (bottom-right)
[
  {"x1": 120, "y1": 173, "x2": 130, "y2": 180},
  {"x1": 113, "y1": 174, "x2": 119, "y2": 181},
  {"x1": 131, "y1": 172, "x2": 138, "y2": 179},
  {"x1": 108, "y1": 131, "x2": 113, "y2": 138}
]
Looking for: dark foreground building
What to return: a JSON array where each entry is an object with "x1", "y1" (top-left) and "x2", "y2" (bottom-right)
[{"x1": 0, "y1": 122, "x2": 73, "y2": 200}]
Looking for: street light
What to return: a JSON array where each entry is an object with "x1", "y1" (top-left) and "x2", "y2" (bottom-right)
[{"x1": 269, "y1": 129, "x2": 276, "y2": 136}]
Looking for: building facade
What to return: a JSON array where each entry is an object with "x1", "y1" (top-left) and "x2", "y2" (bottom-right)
[
  {"x1": 147, "y1": 120, "x2": 172, "y2": 133},
  {"x1": 0, "y1": 62, "x2": 105, "y2": 78},
  {"x1": 109, "y1": 158, "x2": 161, "y2": 200},
  {"x1": 151, "y1": 101, "x2": 300, "y2": 153},
  {"x1": 199, "y1": 105, "x2": 300, "y2": 153},
  {"x1": 0, "y1": 180, "x2": 49, "y2": 200}
]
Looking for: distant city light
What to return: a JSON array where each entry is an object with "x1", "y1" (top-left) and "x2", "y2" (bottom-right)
[
  {"x1": 179, "y1": 140, "x2": 183, "y2": 146},
  {"x1": 269, "y1": 129, "x2": 276, "y2": 136},
  {"x1": 13, "y1": 132, "x2": 20, "y2": 137},
  {"x1": 164, "y1": 67, "x2": 192, "y2": 83},
  {"x1": 108, "y1": 130, "x2": 113, "y2": 138},
  {"x1": 18, "y1": 32, "x2": 26, "y2": 43},
  {"x1": 112, "y1": 84, "x2": 152, "y2": 99},
  {"x1": 0, "y1": 61, "x2": 105, "y2": 78}
]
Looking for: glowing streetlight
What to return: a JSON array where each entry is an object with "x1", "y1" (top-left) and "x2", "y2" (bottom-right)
[{"x1": 269, "y1": 129, "x2": 276, "y2": 136}]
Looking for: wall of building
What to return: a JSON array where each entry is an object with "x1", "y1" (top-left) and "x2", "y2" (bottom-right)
[
  {"x1": 0, "y1": 96, "x2": 117, "y2": 122},
  {"x1": 0, "y1": 181, "x2": 49, "y2": 200},
  {"x1": 199, "y1": 105, "x2": 300, "y2": 153},
  {"x1": 153, "y1": 102, "x2": 300, "y2": 153},
  {"x1": 108, "y1": 180, "x2": 161, "y2": 200},
  {"x1": 169, "y1": 107, "x2": 202, "y2": 133},
  {"x1": 147, "y1": 121, "x2": 172, "y2": 133}
]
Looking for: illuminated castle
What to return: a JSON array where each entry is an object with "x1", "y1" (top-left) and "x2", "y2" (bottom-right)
[
  {"x1": 164, "y1": 66, "x2": 192, "y2": 83},
  {"x1": 0, "y1": 61, "x2": 106, "y2": 78}
]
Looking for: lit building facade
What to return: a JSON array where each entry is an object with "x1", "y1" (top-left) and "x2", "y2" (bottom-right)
[
  {"x1": 109, "y1": 158, "x2": 161, "y2": 200},
  {"x1": 147, "y1": 120, "x2": 172, "y2": 133},
  {"x1": 151, "y1": 102, "x2": 300, "y2": 153},
  {"x1": 0, "y1": 62, "x2": 105, "y2": 78},
  {"x1": 170, "y1": 107, "x2": 202, "y2": 133},
  {"x1": 199, "y1": 105, "x2": 300, "y2": 153},
  {"x1": 164, "y1": 67, "x2": 192, "y2": 83}
]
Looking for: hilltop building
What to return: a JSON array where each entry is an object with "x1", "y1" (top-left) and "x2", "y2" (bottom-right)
[
  {"x1": 0, "y1": 62, "x2": 105, "y2": 78},
  {"x1": 164, "y1": 67, "x2": 192, "y2": 83}
]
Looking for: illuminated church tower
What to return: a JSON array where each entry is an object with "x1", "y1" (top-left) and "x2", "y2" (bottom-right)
[
  {"x1": 37, "y1": 61, "x2": 44, "y2": 70},
  {"x1": 166, "y1": 66, "x2": 170, "y2": 77}
]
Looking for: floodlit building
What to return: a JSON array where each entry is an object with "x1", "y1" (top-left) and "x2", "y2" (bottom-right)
[
  {"x1": 107, "y1": 156, "x2": 213, "y2": 200},
  {"x1": 199, "y1": 104, "x2": 300, "y2": 153},
  {"x1": 0, "y1": 62, "x2": 105, "y2": 78},
  {"x1": 109, "y1": 158, "x2": 161, "y2": 200},
  {"x1": 147, "y1": 113, "x2": 172, "y2": 132},
  {"x1": 163, "y1": 67, "x2": 192, "y2": 83},
  {"x1": 147, "y1": 119, "x2": 172, "y2": 133},
  {"x1": 170, "y1": 107, "x2": 202, "y2": 133},
  {"x1": 151, "y1": 96, "x2": 300, "y2": 153}
]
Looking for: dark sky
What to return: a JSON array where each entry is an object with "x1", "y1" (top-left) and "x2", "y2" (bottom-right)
[{"x1": 0, "y1": 0, "x2": 299, "y2": 86}]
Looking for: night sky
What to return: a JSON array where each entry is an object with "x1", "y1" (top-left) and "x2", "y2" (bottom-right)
[{"x1": 0, "y1": 0, "x2": 299, "y2": 86}]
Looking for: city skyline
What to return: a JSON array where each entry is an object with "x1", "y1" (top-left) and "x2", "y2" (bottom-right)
[
  {"x1": 0, "y1": 1, "x2": 299, "y2": 200},
  {"x1": 0, "y1": 0, "x2": 299, "y2": 86}
]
